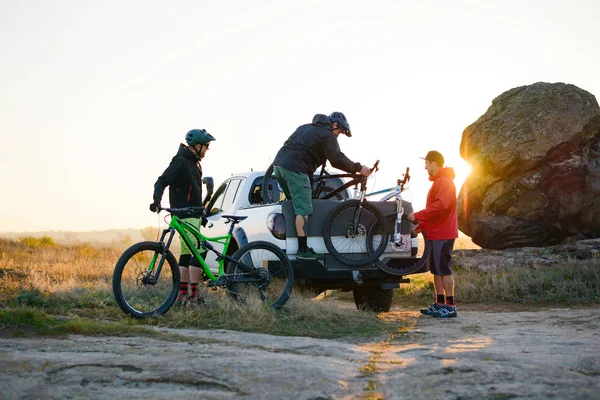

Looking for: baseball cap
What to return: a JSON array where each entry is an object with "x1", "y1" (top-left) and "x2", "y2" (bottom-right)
[{"x1": 420, "y1": 150, "x2": 445, "y2": 166}]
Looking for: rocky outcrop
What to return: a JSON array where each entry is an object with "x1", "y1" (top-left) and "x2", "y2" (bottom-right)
[
  {"x1": 452, "y1": 239, "x2": 600, "y2": 273},
  {"x1": 458, "y1": 82, "x2": 600, "y2": 249}
]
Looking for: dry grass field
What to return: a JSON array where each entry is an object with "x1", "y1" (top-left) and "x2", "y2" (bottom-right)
[
  {"x1": 0, "y1": 236, "x2": 408, "y2": 338},
  {"x1": 0, "y1": 235, "x2": 598, "y2": 338}
]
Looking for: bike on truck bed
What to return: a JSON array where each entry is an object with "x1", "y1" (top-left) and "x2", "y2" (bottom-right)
[
  {"x1": 262, "y1": 161, "x2": 389, "y2": 268},
  {"x1": 365, "y1": 167, "x2": 431, "y2": 275},
  {"x1": 112, "y1": 206, "x2": 294, "y2": 318}
]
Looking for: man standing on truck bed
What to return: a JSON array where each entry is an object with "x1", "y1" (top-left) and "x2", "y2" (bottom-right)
[
  {"x1": 272, "y1": 112, "x2": 371, "y2": 260},
  {"x1": 407, "y1": 150, "x2": 459, "y2": 318}
]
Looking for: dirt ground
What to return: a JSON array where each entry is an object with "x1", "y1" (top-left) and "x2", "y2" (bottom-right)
[{"x1": 1, "y1": 305, "x2": 599, "y2": 400}]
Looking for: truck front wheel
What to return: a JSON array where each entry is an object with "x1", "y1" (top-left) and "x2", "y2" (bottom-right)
[{"x1": 352, "y1": 286, "x2": 394, "y2": 312}]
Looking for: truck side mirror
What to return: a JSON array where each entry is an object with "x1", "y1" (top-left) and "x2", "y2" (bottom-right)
[{"x1": 202, "y1": 177, "x2": 214, "y2": 207}]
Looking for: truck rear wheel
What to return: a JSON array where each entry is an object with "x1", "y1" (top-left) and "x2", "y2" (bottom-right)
[{"x1": 352, "y1": 286, "x2": 394, "y2": 312}]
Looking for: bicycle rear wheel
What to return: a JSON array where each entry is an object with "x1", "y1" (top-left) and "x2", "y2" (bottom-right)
[
  {"x1": 367, "y1": 213, "x2": 425, "y2": 275},
  {"x1": 323, "y1": 200, "x2": 389, "y2": 267},
  {"x1": 261, "y1": 163, "x2": 278, "y2": 203},
  {"x1": 226, "y1": 241, "x2": 294, "y2": 309},
  {"x1": 112, "y1": 241, "x2": 180, "y2": 318}
]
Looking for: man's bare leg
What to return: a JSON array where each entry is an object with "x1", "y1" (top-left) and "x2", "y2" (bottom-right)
[
  {"x1": 442, "y1": 274, "x2": 455, "y2": 298},
  {"x1": 433, "y1": 274, "x2": 445, "y2": 299},
  {"x1": 295, "y1": 215, "x2": 308, "y2": 237}
]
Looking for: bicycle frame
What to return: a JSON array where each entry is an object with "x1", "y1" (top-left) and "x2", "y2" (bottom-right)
[
  {"x1": 146, "y1": 213, "x2": 248, "y2": 286},
  {"x1": 315, "y1": 161, "x2": 380, "y2": 237},
  {"x1": 313, "y1": 164, "x2": 370, "y2": 201},
  {"x1": 365, "y1": 167, "x2": 411, "y2": 249}
]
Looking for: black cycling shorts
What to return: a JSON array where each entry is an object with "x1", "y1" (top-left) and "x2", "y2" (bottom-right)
[{"x1": 425, "y1": 239, "x2": 455, "y2": 276}]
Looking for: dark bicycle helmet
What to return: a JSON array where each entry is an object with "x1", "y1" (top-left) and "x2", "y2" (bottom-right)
[
  {"x1": 328, "y1": 112, "x2": 352, "y2": 137},
  {"x1": 185, "y1": 129, "x2": 216, "y2": 146}
]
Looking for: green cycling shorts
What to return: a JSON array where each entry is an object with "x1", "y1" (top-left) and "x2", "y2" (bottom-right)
[
  {"x1": 273, "y1": 166, "x2": 313, "y2": 215},
  {"x1": 178, "y1": 217, "x2": 206, "y2": 256}
]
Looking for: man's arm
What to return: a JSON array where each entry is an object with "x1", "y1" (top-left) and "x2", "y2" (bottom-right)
[
  {"x1": 152, "y1": 159, "x2": 182, "y2": 204},
  {"x1": 323, "y1": 135, "x2": 361, "y2": 173},
  {"x1": 412, "y1": 178, "x2": 456, "y2": 222}
]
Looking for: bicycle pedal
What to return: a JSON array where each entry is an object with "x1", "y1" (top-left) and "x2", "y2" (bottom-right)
[{"x1": 208, "y1": 275, "x2": 228, "y2": 287}]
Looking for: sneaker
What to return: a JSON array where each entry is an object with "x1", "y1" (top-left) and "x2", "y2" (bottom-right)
[
  {"x1": 420, "y1": 302, "x2": 444, "y2": 315},
  {"x1": 296, "y1": 247, "x2": 324, "y2": 260},
  {"x1": 431, "y1": 305, "x2": 457, "y2": 318}
]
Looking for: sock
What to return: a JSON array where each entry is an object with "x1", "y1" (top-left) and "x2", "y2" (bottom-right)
[
  {"x1": 298, "y1": 236, "x2": 308, "y2": 252},
  {"x1": 446, "y1": 296, "x2": 455, "y2": 306},
  {"x1": 190, "y1": 283, "x2": 199, "y2": 298},
  {"x1": 436, "y1": 294, "x2": 445, "y2": 304},
  {"x1": 178, "y1": 282, "x2": 189, "y2": 300}
]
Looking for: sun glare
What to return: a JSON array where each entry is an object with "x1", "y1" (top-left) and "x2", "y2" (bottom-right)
[{"x1": 451, "y1": 159, "x2": 472, "y2": 190}]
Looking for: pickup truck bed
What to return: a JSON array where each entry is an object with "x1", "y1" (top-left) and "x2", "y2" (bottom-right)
[{"x1": 279, "y1": 199, "x2": 428, "y2": 288}]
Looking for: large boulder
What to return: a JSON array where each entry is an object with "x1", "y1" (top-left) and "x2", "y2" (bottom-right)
[{"x1": 458, "y1": 82, "x2": 600, "y2": 249}]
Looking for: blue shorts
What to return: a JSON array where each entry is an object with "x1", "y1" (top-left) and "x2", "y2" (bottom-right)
[{"x1": 425, "y1": 239, "x2": 455, "y2": 276}]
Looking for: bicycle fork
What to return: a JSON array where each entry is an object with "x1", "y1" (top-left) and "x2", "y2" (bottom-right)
[
  {"x1": 349, "y1": 190, "x2": 367, "y2": 236},
  {"x1": 143, "y1": 228, "x2": 177, "y2": 285}
]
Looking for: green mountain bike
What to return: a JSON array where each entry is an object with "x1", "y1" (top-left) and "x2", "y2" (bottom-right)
[{"x1": 112, "y1": 206, "x2": 294, "y2": 318}]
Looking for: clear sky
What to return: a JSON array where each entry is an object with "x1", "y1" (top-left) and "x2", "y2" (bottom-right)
[{"x1": 1, "y1": 0, "x2": 599, "y2": 233}]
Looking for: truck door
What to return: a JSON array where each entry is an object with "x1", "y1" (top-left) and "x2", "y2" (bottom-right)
[{"x1": 203, "y1": 178, "x2": 245, "y2": 273}]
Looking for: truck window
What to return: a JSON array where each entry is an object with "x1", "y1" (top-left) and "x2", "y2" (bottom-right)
[
  {"x1": 207, "y1": 178, "x2": 245, "y2": 215},
  {"x1": 207, "y1": 182, "x2": 228, "y2": 215},
  {"x1": 221, "y1": 178, "x2": 243, "y2": 212},
  {"x1": 252, "y1": 176, "x2": 286, "y2": 204}
]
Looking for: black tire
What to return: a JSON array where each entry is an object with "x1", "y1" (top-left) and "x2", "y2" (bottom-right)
[
  {"x1": 323, "y1": 200, "x2": 389, "y2": 267},
  {"x1": 226, "y1": 241, "x2": 294, "y2": 309},
  {"x1": 367, "y1": 212, "x2": 425, "y2": 275},
  {"x1": 261, "y1": 163, "x2": 278, "y2": 204},
  {"x1": 112, "y1": 241, "x2": 180, "y2": 318},
  {"x1": 353, "y1": 286, "x2": 394, "y2": 312}
]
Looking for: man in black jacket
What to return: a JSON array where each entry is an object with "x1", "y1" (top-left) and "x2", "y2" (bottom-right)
[
  {"x1": 150, "y1": 129, "x2": 215, "y2": 306},
  {"x1": 273, "y1": 112, "x2": 371, "y2": 260}
]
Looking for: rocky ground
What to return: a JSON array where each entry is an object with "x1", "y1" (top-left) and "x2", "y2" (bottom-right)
[{"x1": 1, "y1": 305, "x2": 599, "y2": 399}]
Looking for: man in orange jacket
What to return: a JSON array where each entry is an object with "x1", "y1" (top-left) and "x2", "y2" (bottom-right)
[{"x1": 408, "y1": 150, "x2": 459, "y2": 318}]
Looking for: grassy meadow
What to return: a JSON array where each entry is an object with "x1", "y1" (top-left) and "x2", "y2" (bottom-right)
[{"x1": 0, "y1": 236, "x2": 598, "y2": 339}]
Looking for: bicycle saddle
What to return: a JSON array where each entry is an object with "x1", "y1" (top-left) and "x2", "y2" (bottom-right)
[{"x1": 221, "y1": 215, "x2": 248, "y2": 223}]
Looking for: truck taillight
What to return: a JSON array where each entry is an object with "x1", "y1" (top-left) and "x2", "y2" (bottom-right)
[{"x1": 267, "y1": 213, "x2": 286, "y2": 240}]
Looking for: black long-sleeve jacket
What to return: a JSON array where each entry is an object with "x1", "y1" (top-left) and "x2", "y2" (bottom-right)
[
  {"x1": 153, "y1": 144, "x2": 203, "y2": 209},
  {"x1": 273, "y1": 114, "x2": 361, "y2": 176}
]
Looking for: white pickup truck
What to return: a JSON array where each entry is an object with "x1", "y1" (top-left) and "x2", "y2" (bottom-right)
[{"x1": 202, "y1": 170, "x2": 428, "y2": 312}]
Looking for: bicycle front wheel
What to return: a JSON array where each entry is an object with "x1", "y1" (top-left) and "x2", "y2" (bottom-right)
[
  {"x1": 226, "y1": 241, "x2": 294, "y2": 309},
  {"x1": 323, "y1": 200, "x2": 389, "y2": 267},
  {"x1": 112, "y1": 241, "x2": 180, "y2": 318}
]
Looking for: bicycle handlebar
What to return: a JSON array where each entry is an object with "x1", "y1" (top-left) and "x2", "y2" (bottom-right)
[
  {"x1": 397, "y1": 167, "x2": 410, "y2": 187},
  {"x1": 157, "y1": 206, "x2": 205, "y2": 216},
  {"x1": 155, "y1": 206, "x2": 211, "y2": 227},
  {"x1": 370, "y1": 160, "x2": 380, "y2": 173}
]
